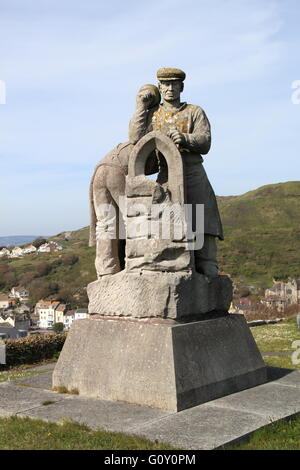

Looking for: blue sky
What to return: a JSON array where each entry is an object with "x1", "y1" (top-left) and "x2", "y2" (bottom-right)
[{"x1": 0, "y1": 0, "x2": 299, "y2": 236}]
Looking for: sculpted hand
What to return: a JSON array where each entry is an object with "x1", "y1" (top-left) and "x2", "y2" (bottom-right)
[
  {"x1": 136, "y1": 90, "x2": 153, "y2": 108},
  {"x1": 168, "y1": 129, "x2": 185, "y2": 146}
]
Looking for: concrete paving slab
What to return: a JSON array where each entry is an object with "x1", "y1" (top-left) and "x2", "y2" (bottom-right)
[
  {"x1": 204, "y1": 381, "x2": 300, "y2": 420},
  {"x1": 12, "y1": 371, "x2": 53, "y2": 389},
  {"x1": 129, "y1": 404, "x2": 267, "y2": 450},
  {"x1": 0, "y1": 366, "x2": 299, "y2": 449},
  {"x1": 19, "y1": 395, "x2": 171, "y2": 433},
  {"x1": 0, "y1": 383, "x2": 63, "y2": 414}
]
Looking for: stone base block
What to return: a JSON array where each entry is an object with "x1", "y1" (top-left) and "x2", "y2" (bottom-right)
[
  {"x1": 87, "y1": 271, "x2": 232, "y2": 320},
  {"x1": 52, "y1": 314, "x2": 267, "y2": 412}
]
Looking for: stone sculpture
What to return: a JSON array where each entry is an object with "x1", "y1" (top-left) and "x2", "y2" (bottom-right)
[
  {"x1": 53, "y1": 68, "x2": 267, "y2": 412},
  {"x1": 129, "y1": 67, "x2": 223, "y2": 278},
  {"x1": 89, "y1": 85, "x2": 160, "y2": 278}
]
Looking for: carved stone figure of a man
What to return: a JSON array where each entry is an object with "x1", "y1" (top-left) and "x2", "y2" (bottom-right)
[{"x1": 128, "y1": 67, "x2": 223, "y2": 277}]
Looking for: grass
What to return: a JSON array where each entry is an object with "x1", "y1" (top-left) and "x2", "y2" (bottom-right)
[
  {"x1": 52, "y1": 386, "x2": 79, "y2": 395},
  {"x1": 224, "y1": 414, "x2": 300, "y2": 450},
  {"x1": 0, "y1": 416, "x2": 176, "y2": 450},
  {"x1": 0, "y1": 369, "x2": 50, "y2": 383},
  {"x1": 263, "y1": 354, "x2": 300, "y2": 370},
  {"x1": 250, "y1": 317, "x2": 300, "y2": 354}
]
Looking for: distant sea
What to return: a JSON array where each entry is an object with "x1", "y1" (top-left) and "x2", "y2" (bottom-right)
[{"x1": 0, "y1": 236, "x2": 47, "y2": 247}]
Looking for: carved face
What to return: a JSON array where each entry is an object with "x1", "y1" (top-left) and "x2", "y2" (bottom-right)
[{"x1": 159, "y1": 80, "x2": 183, "y2": 103}]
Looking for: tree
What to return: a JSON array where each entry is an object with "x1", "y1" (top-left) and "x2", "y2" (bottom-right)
[
  {"x1": 3, "y1": 271, "x2": 18, "y2": 289},
  {"x1": 35, "y1": 261, "x2": 52, "y2": 276},
  {"x1": 56, "y1": 287, "x2": 74, "y2": 305},
  {"x1": 20, "y1": 271, "x2": 38, "y2": 286},
  {"x1": 52, "y1": 322, "x2": 64, "y2": 333},
  {"x1": 28, "y1": 279, "x2": 52, "y2": 303}
]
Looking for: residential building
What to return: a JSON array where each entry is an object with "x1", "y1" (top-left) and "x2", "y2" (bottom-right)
[
  {"x1": 0, "y1": 322, "x2": 28, "y2": 339},
  {"x1": 10, "y1": 286, "x2": 29, "y2": 301},
  {"x1": 0, "y1": 295, "x2": 15, "y2": 309},
  {"x1": 38, "y1": 242, "x2": 63, "y2": 253},
  {"x1": 63, "y1": 309, "x2": 89, "y2": 330},
  {"x1": 55, "y1": 304, "x2": 67, "y2": 324},
  {"x1": 36, "y1": 300, "x2": 60, "y2": 329},
  {"x1": 74, "y1": 308, "x2": 89, "y2": 320},
  {"x1": 10, "y1": 246, "x2": 24, "y2": 258},
  {"x1": 262, "y1": 278, "x2": 300, "y2": 311},
  {"x1": 23, "y1": 245, "x2": 37, "y2": 254},
  {"x1": 38, "y1": 244, "x2": 51, "y2": 253},
  {"x1": 0, "y1": 248, "x2": 10, "y2": 257},
  {"x1": 0, "y1": 315, "x2": 30, "y2": 330},
  {"x1": 36, "y1": 300, "x2": 67, "y2": 329},
  {"x1": 63, "y1": 310, "x2": 75, "y2": 330}
]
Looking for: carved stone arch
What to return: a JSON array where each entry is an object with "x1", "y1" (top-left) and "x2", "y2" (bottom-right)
[{"x1": 128, "y1": 131, "x2": 185, "y2": 204}]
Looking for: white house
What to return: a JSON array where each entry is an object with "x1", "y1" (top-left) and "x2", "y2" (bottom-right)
[
  {"x1": 0, "y1": 295, "x2": 15, "y2": 309},
  {"x1": 63, "y1": 309, "x2": 89, "y2": 330},
  {"x1": 10, "y1": 286, "x2": 29, "y2": 301},
  {"x1": 74, "y1": 308, "x2": 89, "y2": 320},
  {"x1": 55, "y1": 304, "x2": 67, "y2": 324},
  {"x1": 23, "y1": 245, "x2": 37, "y2": 254},
  {"x1": 10, "y1": 247, "x2": 24, "y2": 258},
  {"x1": 63, "y1": 310, "x2": 75, "y2": 330},
  {"x1": 36, "y1": 300, "x2": 60, "y2": 328},
  {"x1": 38, "y1": 244, "x2": 51, "y2": 253},
  {"x1": 0, "y1": 248, "x2": 10, "y2": 257},
  {"x1": 38, "y1": 242, "x2": 63, "y2": 253}
]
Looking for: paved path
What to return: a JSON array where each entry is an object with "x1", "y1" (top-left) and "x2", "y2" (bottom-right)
[{"x1": 0, "y1": 365, "x2": 299, "y2": 449}]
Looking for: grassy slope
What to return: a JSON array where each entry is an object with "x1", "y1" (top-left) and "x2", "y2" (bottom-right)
[{"x1": 217, "y1": 181, "x2": 300, "y2": 287}]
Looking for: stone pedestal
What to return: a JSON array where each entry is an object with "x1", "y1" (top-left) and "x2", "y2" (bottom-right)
[
  {"x1": 87, "y1": 271, "x2": 232, "y2": 320},
  {"x1": 52, "y1": 314, "x2": 267, "y2": 411}
]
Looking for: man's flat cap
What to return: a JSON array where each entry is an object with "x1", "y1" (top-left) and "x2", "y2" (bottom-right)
[{"x1": 157, "y1": 67, "x2": 186, "y2": 81}]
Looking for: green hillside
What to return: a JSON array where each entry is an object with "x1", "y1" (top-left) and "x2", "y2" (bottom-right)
[
  {"x1": 0, "y1": 181, "x2": 299, "y2": 305},
  {"x1": 217, "y1": 181, "x2": 300, "y2": 287}
]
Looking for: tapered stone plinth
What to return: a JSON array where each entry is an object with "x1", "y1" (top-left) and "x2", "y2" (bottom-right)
[{"x1": 52, "y1": 314, "x2": 267, "y2": 411}]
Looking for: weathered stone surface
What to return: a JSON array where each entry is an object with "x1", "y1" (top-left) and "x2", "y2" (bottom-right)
[
  {"x1": 87, "y1": 271, "x2": 232, "y2": 318},
  {"x1": 125, "y1": 132, "x2": 190, "y2": 272},
  {"x1": 52, "y1": 314, "x2": 267, "y2": 411}
]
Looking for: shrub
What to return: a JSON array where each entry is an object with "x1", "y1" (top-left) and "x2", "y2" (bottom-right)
[
  {"x1": 61, "y1": 254, "x2": 79, "y2": 266},
  {"x1": 2, "y1": 333, "x2": 67, "y2": 368},
  {"x1": 28, "y1": 279, "x2": 52, "y2": 303},
  {"x1": 35, "y1": 262, "x2": 52, "y2": 277},
  {"x1": 52, "y1": 323, "x2": 64, "y2": 333}
]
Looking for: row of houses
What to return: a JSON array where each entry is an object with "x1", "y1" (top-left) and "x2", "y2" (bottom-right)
[
  {"x1": 35, "y1": 300, "x2": 89, "y2": 329},
  {"x1": 0, "y1": 241, "x2": 63, "y2": 259}
]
